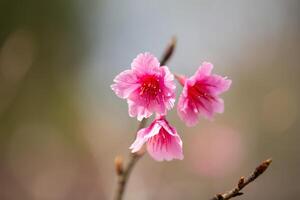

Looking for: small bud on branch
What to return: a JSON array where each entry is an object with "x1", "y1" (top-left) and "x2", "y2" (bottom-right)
[
  {"x1": 114, "y1": 156, "x2": 124, "y2": 175},
  {"x1": 253, "y1": 158, "x2": 272, "y2": 177},
  {"x1": 237, "y1": 177, "x2": 245, "y2": 189}
]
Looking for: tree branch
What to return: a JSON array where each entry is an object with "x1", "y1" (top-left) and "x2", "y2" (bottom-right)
[
  {"x1": 209, "y1": 158, "x2": 272, "y2": 200},
  {"x1": 114, "y1": 37, "x2": 177, "y2": 200}
]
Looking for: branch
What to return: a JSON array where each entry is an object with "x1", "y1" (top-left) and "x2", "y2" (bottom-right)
[
  {"x1": 160, "y1": 36, "x2": 177, "y2": 66},
  {"x1": 114, "y1": 37, "x2": 177, "y2": 200},
  {"x1": 209, "y1": 158, "x2": 272, "y2": 200}
]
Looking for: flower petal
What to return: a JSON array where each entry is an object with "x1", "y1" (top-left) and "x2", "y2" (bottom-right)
[
  {"x1": 147, "y1": 128, "x2": 183, "y2": 161},
  {"x1": 130, "y1": 121, "x2": 162, "y2": 152},
  {"x1": 131, "y1": 52, "x2": 160, "y2": 74},
  {"x1": 128, "y1": 100, "x2": 152, "y2": 121},
  {"x1": 129, "y1": 128, "x2": 148, "y2": 153},
  {"x1": 194, "y1": 62, "x2": 213, "y2": 79},
  {"x1": 111, "y1": 70, "x2": 139, "y2": 98},
  {"x1": 177, "y1": 96, "x2": 199, "y2": 127},
  {"x1": 201, "y1": 75, "x2": 232, "y2": 95}
]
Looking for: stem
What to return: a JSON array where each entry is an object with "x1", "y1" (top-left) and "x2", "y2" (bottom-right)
[
  {"x1": 114, "y1": 37, "x2": 177, "y2": 200},
  {"x1": 115, "y1": 153, "x2": 142, "y2": 200},
  {"x1": 209, "y1": 158, "x2": 272, "y2": 200}
]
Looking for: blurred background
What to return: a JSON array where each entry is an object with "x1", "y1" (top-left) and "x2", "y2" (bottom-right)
[{"x1": 0, "y1": 0, "x2": 299, "y2": 199}]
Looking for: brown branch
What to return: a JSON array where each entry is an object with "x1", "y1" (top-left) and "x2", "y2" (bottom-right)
[
  {"x1": 160, "y1": 36, "x2": 176, "y2": 66},
  {"x1": 114, "y1": 37, "x2": 177, "y2": 200},
  {"x1": 209, "y1": 158, "x2": 272, "y2": 200},
  {"x1": 114, "y1": 153, "x2": 143, "y2": 200}
]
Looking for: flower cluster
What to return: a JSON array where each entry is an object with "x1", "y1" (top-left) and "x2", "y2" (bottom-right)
[{"x1": 111, "y1": 53, "x2": 231, "y2": 161}]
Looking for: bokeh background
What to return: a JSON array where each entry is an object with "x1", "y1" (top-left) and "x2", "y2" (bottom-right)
[{"x1": 0, "y1": 0, "x2": 299, "y2": 199}]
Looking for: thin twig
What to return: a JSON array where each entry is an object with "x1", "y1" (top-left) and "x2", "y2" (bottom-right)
[
  {"x1": 114, "y1": 37, "x2": 177, "y2": 200},
  {"x1": 209, "y1": 158, "x2": 272, "y2": 200},
  {"x1": 160, "y1": 36, "x2": 177, "y2": 66},
  {"x1": 114, "y1": 153, "x2": 142, "y2": 200}
]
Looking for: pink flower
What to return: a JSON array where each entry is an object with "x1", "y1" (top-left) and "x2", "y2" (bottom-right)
[
  {"x1": 130, "y1": 116, "x2": 183, "y2": 161},
  {"x1": 111, "y1": 53, "x2": 176, "y2": 121},
  {"x1": 177, "y1": 62, "x2": 232, "y2": 126}
]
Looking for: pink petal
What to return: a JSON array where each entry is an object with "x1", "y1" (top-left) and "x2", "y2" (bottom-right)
[
  {"x1": 147, "y1": 129, "x2": 183, "y2": 161},
  {"x1": 128, "y1": 100, "x2": 152, "y2": 121},
  {"x1": 129, "y1": 128, "x2": 148, "y2": 153},
  {"x1": 111, "y1": 70, "x2": 139, "y2": 98},
  {"x1": 196, "y1": 97, "x2": 216, "y2": 119},
  {"x1": 201, "y1": 75, "x2": 232, "y2": 95},
  {"x1": 148, "y1": 96, "x2": 167, "y2": 116},
  {"x1": 160, "y1": 66, "x2": 176, "y2": 110},
  {"x1": 160, "y1": 66, "x2": 176, "y2": 90},
  {"x1": 212, "y1": 98, "x2": 224, "y2": 113},
  {"x1": 129, "y1": 121, "x2": 162, "y2": 152},
  {"x1": 194, "y1": 62, "x2": 213, "y2": 79},
  {"x1": 131, "y1": 52, "x2": 160, "y2": 74},
  {"x1": 177, "y1": 96, "x2": 199, "y2": 127}
]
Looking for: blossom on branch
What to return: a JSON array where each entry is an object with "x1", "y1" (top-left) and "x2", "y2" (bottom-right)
[
  {"x1": 176, "y1": 62, "x2": 231, "y2": 126},
  {"x1": 130, "y1": 115, "x2": 183, "y2": 161},
  {"x1": 111, "y1": 53, "x2": 176, "y2": 121}
]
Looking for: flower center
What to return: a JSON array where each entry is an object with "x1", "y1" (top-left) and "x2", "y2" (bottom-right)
[
  {"x1": 149, "y1": 129, "x2": 171, "y2": 151},
  {"x1": 189, "y1": 83, "x2": 214, "y2": 101},
  {"x1": 139, "y1": 75, "x2": 160, "y2": 99}
]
